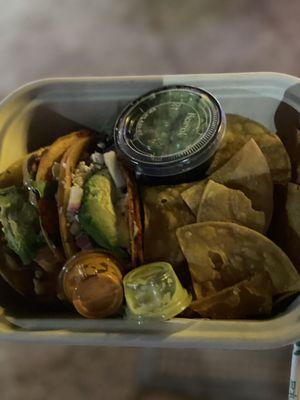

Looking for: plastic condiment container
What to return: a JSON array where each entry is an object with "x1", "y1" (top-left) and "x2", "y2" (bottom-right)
[
  {"x1": 58, "y1": 250, "x2": 124, "y2": 319},
  {"x1": 114, "y1": 85, "x2": 226, "y2": 184},
  {"x1": 123, "y1": 262, "x2": 191, "y2": 321}
]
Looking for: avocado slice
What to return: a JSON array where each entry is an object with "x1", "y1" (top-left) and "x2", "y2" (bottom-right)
[{"x1": 78, "y1": 170, "x2": 128, "y2": 255}]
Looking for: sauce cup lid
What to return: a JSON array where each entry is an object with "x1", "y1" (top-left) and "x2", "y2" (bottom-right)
[
  {"x1": 114, "y1": 85, "x2": 225, "y2": 178},
  {"x1": 123, "y1": 262, "x2": 192, "y2": 321}
]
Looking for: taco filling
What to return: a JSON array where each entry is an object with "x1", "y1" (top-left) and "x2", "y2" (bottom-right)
[{"x1": 59, "y1": 139, "x2": 142, "y2": 267}]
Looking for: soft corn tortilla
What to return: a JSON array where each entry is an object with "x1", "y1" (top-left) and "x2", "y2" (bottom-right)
[
  {"x1": 182, "y1": 139, "x2": 273, "y2": 229},
  {"x1": 191, "y1": 272, "x2": 273, "y2": 319},
  {"x1": 197, "y1": 180, "x2": 265, "y2": 233},
  {"x1": 36, "y1": 130, "x2": 91, "y2": 260},
  {"x1": 142, "y1": 183, "x2": 195, "y2": 270},
  {"x1": 58, "y1": 133, "x2": 92, "y2": 259},
  {"x1": 176, "y1": 221, "x2": 300, "y2": 302},
  {"x1": 121, "y1": 166, "x2": 144, "y2": 269},
  {"x1": 208, "y1": 114, "x2": 291, "y2": 184},
  {"x1": 36, "y1": 130, "x2": 91, "y2": 181}
]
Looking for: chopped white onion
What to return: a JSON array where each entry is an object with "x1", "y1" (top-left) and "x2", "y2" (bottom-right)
[
  {"x1": 103, "y1": 151, "x2": 126, "y2": 189},
  {"x1": 67, "y1": 186, "x2": 83, "y2": 214}
]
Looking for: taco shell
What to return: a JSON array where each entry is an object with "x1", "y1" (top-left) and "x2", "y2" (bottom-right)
[{"x1": 58, "y1": 132, "x2": 92, "y2": 259}]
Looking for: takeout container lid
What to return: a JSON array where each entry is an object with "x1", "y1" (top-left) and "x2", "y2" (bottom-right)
[
  {"x1": 0, "y1": 72, "x2": 299, "y2": 349},
  {"x1": 114, "y1": 85, "x2": 225, "y2": 180}
]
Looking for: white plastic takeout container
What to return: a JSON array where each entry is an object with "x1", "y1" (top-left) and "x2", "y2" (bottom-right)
[{"x1": 0, "y1": 72, "x2": 299, "y2": 349}]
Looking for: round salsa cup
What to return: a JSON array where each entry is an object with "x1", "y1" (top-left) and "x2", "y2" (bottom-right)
[{"x1": 114, "y1": 85, "x2": 226, "y2": 184}]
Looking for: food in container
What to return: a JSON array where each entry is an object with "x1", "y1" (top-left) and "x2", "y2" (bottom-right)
[{"x1": 0, "y1": 78, "x2": 299, "y2": 333}]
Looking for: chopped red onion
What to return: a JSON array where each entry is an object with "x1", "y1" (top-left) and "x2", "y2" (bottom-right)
[{"x1": 75, "y1": 233, "x2": 93, "y2": 250}]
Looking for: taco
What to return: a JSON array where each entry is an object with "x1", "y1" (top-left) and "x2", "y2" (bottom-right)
[
  {"x1": 0, "y1": 175, "x2": 58, "y2": 297},
  {"x1": 0, "y1": 131, "x2": 90, "y2": 297},
  {"x1": 57, "y1": 137, "x2": 143, "y2": 269}
]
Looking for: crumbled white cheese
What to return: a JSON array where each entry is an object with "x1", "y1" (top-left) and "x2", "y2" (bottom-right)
[
  {"x1": 72, "y1": 161, "x2": 94, "y2": 187},
  {"x1": 90, "y1": 151, "x2": 104, "y2": 166}
]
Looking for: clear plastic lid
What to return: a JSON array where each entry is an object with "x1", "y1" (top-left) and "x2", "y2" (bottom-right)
[
  {"x1": 114, "y1": 85, "x2": 225, "y2": 178},
  {"x1": 123, "y1": 262, "x2": 192, "y2": 321}
]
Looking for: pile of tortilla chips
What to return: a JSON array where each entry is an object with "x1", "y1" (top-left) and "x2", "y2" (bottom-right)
[{"x1": 143, "y1": 114, "x2": 300, "y2": 319}]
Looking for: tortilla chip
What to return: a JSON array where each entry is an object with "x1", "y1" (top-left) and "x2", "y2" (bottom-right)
[
  {"x1": 182, "y1": 139, "x2": 273, "y2": 229},
  {"x1": 176, "y1": 221, "x2": 300, "y2": 302},
  {"x1": 58, "y1": 133, "x2": 92, "y2": 259},
  {"x1": 191, "y1": 272, "x2": 273, "y2": 319},
  {"x1": 197, "y1": 180, "x2": 265, "y2": 233},
  {"x1": 208, "y1": 114, "x2": 291, "y2": 184},
  {"x1": 284, "y1": 183, "x2": 300, "y2": 273},
  {"x1": 142, "y1": 183, "x2": 195, "y2": 270}
]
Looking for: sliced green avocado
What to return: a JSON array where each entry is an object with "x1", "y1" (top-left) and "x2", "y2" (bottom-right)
[{"x1": 78, "y1": 170, "x2": 125, "y2": 254}]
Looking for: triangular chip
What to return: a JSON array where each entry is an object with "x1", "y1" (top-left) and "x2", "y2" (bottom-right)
[
  {"x1": 181, "y1": 139, "x2": 273, "y2": 229},
  {"x1": 142, "y1": 183, "x2": 195, "y2": 270},
  {"x1": 176, "y1": 221, "x2": 300, "y2": 302},
  {"x1": 208, "y1": 114, "x2": 291, "y2": 184},
  {"x1": 191, "y1": 272, "x2": 273, "y2": 319},
  {"x1": 197, "y1": 180, "x2": 265, "y2": 233}
]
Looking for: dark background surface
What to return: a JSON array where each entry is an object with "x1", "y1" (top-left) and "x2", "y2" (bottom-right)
[{"x1": 0, "y1": 1, "x2": 298, "y2": 399}]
